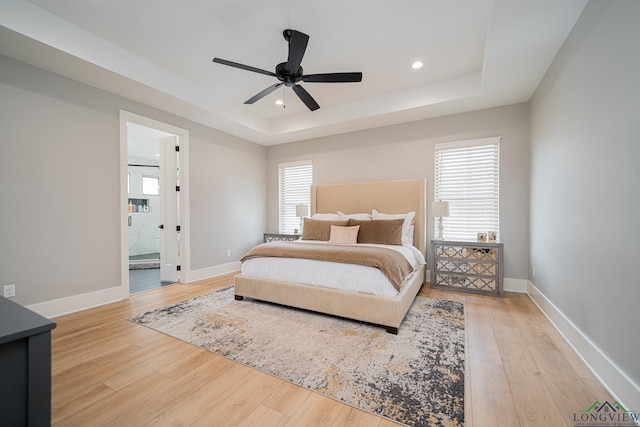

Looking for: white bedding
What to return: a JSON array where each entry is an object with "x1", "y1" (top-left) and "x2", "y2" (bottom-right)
[{"x1": 240, "y1": 240, "x2": 426, "y2": 298}]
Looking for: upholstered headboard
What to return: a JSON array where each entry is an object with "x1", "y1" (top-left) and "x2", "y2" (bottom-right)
[{"x1": 310, "y1": 178, "x2": 427, "y2": 255}]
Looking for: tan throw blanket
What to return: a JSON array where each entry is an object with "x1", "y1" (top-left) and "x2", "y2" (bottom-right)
[{"x1": 241, "y1": 242, "x2": 413, "y2": 291}]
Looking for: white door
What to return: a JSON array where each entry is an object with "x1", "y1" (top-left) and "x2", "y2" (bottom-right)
[{"x1": 159, "y1": 136, "x2": 180, "y2": 282}]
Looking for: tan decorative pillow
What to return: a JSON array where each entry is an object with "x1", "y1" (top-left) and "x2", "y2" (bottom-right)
[
  {"x1": 302, "y1": 218, "x2": 349, "y2": 241},
  {"x1": 348, "y1": 218, "x2": 404, "y2": 245},
  {"x1": 328, "y1": 225, "x2": 360, "y2": 245}
]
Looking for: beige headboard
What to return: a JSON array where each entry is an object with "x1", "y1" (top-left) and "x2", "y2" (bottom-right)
[{"x1": 310, "y1": 178, "x2": 427, "y2": 255}]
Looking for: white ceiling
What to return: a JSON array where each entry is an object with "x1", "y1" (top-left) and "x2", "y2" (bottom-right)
[{"x1": 0, "y1": 0, "x2": 587, "y2": 146}]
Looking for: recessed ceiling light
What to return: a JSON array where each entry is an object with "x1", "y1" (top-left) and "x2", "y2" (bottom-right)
[
  {"x1": 411, "y1": 61, "x2": 423, "y2": 70},
  {"x1": 155, "y1": 153, "x2": 160, "y2": 157},
  {"x1": 275, "y1": 99, "x2": 284, "y2": 105}
]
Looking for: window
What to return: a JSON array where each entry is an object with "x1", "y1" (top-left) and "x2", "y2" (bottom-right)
[
  {"x1": 434, "y1": 137, "x2": 500, "y2": 241},
  {"x1": 278, "y1": 160, "x2": 313, "y2": 234},
  {"x1": 142, "y1": 176, "x2": 159, "y2": 196}
]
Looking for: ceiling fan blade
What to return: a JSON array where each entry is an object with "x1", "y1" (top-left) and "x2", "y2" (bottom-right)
[
  {"x1": 292, "y1": 85, "x2": 320, "y2": 111},
  {"x1": 301, "y1": 72, "x2": 363, "y2": 83},
  {"x1": 213, "y1": 58, "x2": 276, "y2": 77},
  {"x1": 285, "y1": 30, "x2": 309, "y2": 74},
  {"x1": 244, "y1": 82, "x2": 284, "y2": 104}
]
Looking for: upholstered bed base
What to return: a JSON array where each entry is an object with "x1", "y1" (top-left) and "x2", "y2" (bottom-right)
[{"x1": 234, "y1": 264, "x2": 425, "y2": 334}]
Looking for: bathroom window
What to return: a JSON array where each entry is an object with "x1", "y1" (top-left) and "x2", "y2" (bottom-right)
[{"x1": 142, "y1": 176, "x2": 159, "y2": 196}]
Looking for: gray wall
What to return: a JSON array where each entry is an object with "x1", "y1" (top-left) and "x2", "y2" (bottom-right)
[
  {"x1": 0, "y1": 54, "x2": 266, "y2": 306},
  {"x1": 267, "y1": 103, "x2": 530, "y2": 280},
  {"x1": 530, "y1": 1, "x2": 640, "y2": 386}
]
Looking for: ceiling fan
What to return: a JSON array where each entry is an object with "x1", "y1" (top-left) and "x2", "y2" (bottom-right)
[{"x1": 213, "y1": 29, "x2": 363, "y2": 111}]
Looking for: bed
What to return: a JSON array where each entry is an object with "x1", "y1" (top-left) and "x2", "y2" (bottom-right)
[{"x1": 234, "y1": 178, "x2": 427, "y2": 334}]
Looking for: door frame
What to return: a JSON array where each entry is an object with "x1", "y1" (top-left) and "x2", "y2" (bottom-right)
[{"x1": 119, "y1": 110, "x2": 190, "y2": 297}]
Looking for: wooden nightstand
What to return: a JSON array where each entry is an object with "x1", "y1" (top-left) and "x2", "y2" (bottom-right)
[
  {"x1": 430, "y1": 240, "x2": 504, "y2": 297},
  {"x1": 263, "y1": 233, "x2": 301, "y2": 243}
]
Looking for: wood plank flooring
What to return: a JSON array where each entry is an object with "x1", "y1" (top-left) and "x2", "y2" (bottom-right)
[{"x1": 50, "y1": 274, "x2": 613, "y2": 426}]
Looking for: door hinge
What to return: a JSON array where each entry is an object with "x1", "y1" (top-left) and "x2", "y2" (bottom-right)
[
  {"x1": 176, "y1": 265, "x2": 181, "y2": 271},
  {"x1": 176, "y1": 225, "x2": 181, "y2": 233},
  {"x1": 176, "y1": 185, "x2": 180, "y2": 192},
  {"x1": 175, "y1": 145, "x2": 180, "y2": 152}
]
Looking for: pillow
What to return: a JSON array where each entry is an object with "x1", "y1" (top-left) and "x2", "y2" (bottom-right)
[
  {"x1": 372, "y1": 209, "x2": 415, "y2": 225},
  {"x1": 348, "y1": 218, "x2": 404, "y2": 245},
  {"x1": 311, "y1": 213, "x2": 341, "y2": 221},
  {"x1": 338, "y1": 211, "x2": 372, "y2": 220},
  {"x1": 302, "y1": 218, "x2": 349, "y2": 241},
  {"x1": 372, "y1": 210, "x2": 416, "y2": 244},
  {"x1": 403, "y1": 225, "x2": 415, "y2": 245},
  {"x1": 328, "y1": 225, "x2": 360, "y2": 245}
]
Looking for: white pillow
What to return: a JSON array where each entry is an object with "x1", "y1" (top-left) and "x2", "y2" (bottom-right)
[
  {"x1": 372, "y1": 210, "x2": 416, "y2": 245},
  {"x1": 372, "y1": 209, "x2": 415, "y2": 224},
  {"x1": 311, "y1": 213, "x2": 341, "y2": 221},
  {"x1": 328, "y1": 225, "x2": 360, "y2": 245},
  {"x1": 337, "y1": 211, "x2": 372, "y2": 220},
  {"x1": 403, "y1": 225, "x2": 415, "y2": 246}
]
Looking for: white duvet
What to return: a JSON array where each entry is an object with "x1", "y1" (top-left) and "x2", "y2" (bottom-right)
[{"x1": 240, "y1": 240, "x2": 426, "y2": 297}]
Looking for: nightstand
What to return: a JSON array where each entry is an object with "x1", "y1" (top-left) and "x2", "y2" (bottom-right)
[
  {"x1": 263, "y1": 233, "x2": 301, "y2": 243},
  {"x1": 430, "y1": 240, "x2": 504, "y2": 297}
]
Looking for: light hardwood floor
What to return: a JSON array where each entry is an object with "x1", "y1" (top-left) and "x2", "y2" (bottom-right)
[{"x1": 51, "y1": 273, "x2": 612, "y2": 426}]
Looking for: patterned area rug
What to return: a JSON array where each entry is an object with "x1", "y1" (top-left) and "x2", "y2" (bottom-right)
[{"x1": 129, "y1": 287, "x2": 465, "y2": 426}]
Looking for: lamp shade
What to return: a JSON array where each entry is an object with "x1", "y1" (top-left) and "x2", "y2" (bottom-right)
[
  {"x1": 432, "y1": 201, "x2": 450, "y2": 217},
  {"x1": 296, "y1": 204, "x2": 309, "y2": 217}
]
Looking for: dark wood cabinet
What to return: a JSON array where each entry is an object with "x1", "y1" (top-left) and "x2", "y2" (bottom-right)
[{"x1": 0, "y1": 297, "x2": 56, "y2": 426}]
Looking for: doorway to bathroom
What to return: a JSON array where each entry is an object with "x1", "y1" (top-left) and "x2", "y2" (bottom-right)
[{"x1": 120, "y1": 112, "x2": 190, "y2": 295}]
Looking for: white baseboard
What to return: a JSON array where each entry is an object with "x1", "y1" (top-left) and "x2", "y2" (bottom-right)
[
  {"x1": 188, "y1": 261, "x2": 241, "y2": 282},
  {"x1": 27, "y1": 285, "x2": 127, "y2": 319},
  {"x1": 527, "y1": 281, "x2": 640, "y2": 411},
  {"x1": 25, "y1": 262, "x2": 241, "y2": 319}
]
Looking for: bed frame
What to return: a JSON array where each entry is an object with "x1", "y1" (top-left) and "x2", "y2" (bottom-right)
[{"x1": 234, "y1": 178, "x2": 427, "y2": 334}]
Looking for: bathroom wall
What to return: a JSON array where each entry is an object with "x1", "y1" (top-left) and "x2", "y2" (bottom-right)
[{"x1": 127, "y1": 164, "x2": 161, "y2": 257}]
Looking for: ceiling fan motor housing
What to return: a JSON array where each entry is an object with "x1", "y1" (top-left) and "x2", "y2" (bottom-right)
[{"x1": 276, "y1": 62, "x2": 303, "y2": 86}]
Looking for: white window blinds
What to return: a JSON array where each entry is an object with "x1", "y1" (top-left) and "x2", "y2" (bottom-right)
[
  {"x1": 278, "y1": 160, "x2": 312, "y2": 234},
  {"x1": 434, "y1": 137, "x2": 500, "y2": 241}
]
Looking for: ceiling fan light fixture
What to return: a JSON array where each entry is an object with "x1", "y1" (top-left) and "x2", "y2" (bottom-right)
[{"x1": 411, "y1": 61, "x2": 424, "y2": 70}]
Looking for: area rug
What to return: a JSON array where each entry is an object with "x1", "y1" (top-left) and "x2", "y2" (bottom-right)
[{"x1": 129, "y1": 287, "x2": 465, "y2": 426}]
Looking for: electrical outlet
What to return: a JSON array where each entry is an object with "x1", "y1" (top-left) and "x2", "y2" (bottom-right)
[
  {"x1": 532, "y1": 266, "x2": 536, "y2": 277},
  {"x1": 3, "y1": 284, "x2": 16, "y2": 298},
  {"x1": 226, "y1": 249, "x2": 231, "y2": 257}
]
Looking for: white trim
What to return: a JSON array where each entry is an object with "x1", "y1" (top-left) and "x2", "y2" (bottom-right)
[
  {"x1": 188, "y1": 262, "x2": 241, "y2": 282},
  {"x1": 25, "y1": 259, "x2": 237, "y2": 319},
  {"x1": 434, "y1": 136, "x2": 501, "y2": 150},
  {"x1": 119, "y1": 111, "x2": 191, "y2": 291},
  {"x1": 26, "y1": 286, "x2": 126, "y2": 319},
  {"x1": 277, "y1": 159, "x2": 312, "y2": 169},
  {"x1": 527, "y1": 281, "x2": 640, "y2": 411}
]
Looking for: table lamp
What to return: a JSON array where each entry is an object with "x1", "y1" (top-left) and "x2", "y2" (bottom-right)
[
  {"x1": 432, "y1": 201, "x2": 450, "y2": 240},
  {"x1": 295, "y1": 204, "x2": 309, "y2": 234}
]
